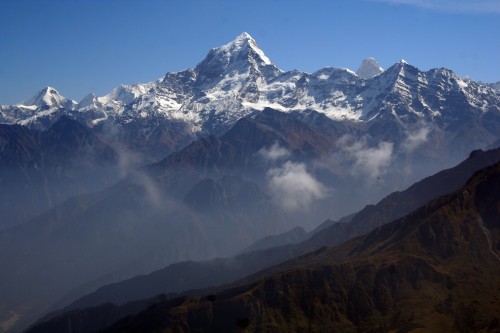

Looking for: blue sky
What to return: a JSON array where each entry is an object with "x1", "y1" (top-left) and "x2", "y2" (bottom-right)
[{"x1": 0, "y1": 0, "x2": 499, "y2": 105}]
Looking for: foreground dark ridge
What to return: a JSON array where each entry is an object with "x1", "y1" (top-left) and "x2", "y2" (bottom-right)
[
  {"x1": 27, "y1": 148, "x2": 500, "y2": 333},
  {"x1": 97, "y1": 161, "x2": 500, "y2": 332},
  {"x1": 2, "y1": 33, "x2": 499, "y2": 333},
  {"x1": 57, "y1": 147, "x2": 500, "y2": 308}
]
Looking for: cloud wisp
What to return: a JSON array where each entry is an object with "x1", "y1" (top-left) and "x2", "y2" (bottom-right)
[
  {"x1": 257, "y1": 142, "x2": 290, "y2": 162},
  {"x1": 370, "y1": 0, "x2": 500, "y2": 14},
  {"x1": 267, "y1": 161, "x2": 329, "y2": 212},
  {"x1": 402, "y1": 126, "x2": 431, "y2": 152},
  {"x1": 339, "y1": 136, "x2": 394, "y2": 181}
]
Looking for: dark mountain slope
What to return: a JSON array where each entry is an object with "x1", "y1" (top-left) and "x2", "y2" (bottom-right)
[
  {"x1": 7, "y1": 110, "x2": 500, "y2": 332},
  {"x1": 0, "y1": 116, "x2": 118, "y2": 229},
  {"x1": 99, "y1": 161, "x2": 500, "y2": 333},
  {"x1": 3, "y1": 111, "x2": 332, "y2": 332},
  {"x1": 241, "y1": 226, "x2": 307, "y2": 254},
  {"x1": 3, "y1": 35, "x2": 499, "y2": 169},
  {"x1": 150, "y1": 107, "x2": 332, "y2": 177},
  {"x1": 30, "y1": 147, "x2": 500, "y2": 333},
  {"x1": 306, "y1": 147, "x2": 500, "y2": 248},
  {"x1": 246, "y1": 146, "x2": 500, "y2": 253}
]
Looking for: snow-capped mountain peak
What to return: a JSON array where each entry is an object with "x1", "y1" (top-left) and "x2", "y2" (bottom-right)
[
  {"x1": 235, "y1": 31, "x2": 252, "y2": 41},
  {"x1": 22, "y1": 86, "x2": 75, "y2": 109},
  {"x1": 356, "y1": 57, "x2": 384, "y2": 79},
  {"x1": 195, "y1": 33, "x2": 276, "y2": 83},
  {"x1": 230, "y1": 32, "x2": 272, "y2": 65},
  {"x1": 99, "y1": 82, "x2": 157, "y2": 105},
  {"x1": 1, "y1": 33, "x2": 498, "y2": 156},
  {"x1": 77, "y1": 93, "x2": 101, "y2": 110},
  {"x1": 214, "y1": 32, "x2": 272, "y2": 66},
  {"x1": 383, "y1": 59, "x2": 418, "y2": 78}
]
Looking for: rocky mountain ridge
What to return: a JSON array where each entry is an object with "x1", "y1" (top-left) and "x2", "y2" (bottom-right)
[
  {"x1": 0, "y1": 116, "x2": 118, "y2": 229},
  {"x1": 25, "y1": 147, "x2": 500, "y2": 333},
  {"x1": 1, "y1": 32, "x2": 499, "y2": 333},
  {"x1": 95, "y1": 161, "x2": 500, "y2": 333},
  {"x1": 1, "y1": 33, "x2": 498, "y2": 161},
  {"x1": 28, "y1": 152, "x2": 500, "y2": 333}
]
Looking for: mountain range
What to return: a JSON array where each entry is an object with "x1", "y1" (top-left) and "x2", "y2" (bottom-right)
[
  {"x1": 0, "y1": 32, "x2": 499, "y2": 333},
  {"x1": 97, "y1": 159, "x2": 500, "y2": 333},
  {"x1": 26, "y1": 148, "x2": 500, "y2": 333},
  {"x1": 0, "y1": 34, "x2": 498, "y2": 227},
  {"x1": 55, "y1": 146, "x2": 500, "y2": 311},
  {"x1": 0, "y1": 116, "x2": 118, "y2": 229},
  {"x1": 1, "y1": 32, "x2": 499, "y2": 226},
  {"x1": 1, "y1": 32, "x2": 498, "y2": 163}
]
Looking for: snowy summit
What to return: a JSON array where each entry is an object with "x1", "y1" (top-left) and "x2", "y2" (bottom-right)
[
  {"x1": 356, "y1": 57, "x2": 384, "y2": 79},
  {"x1": 0, "y1": 32, "x2": 498, "y2": 140},
  {"x1": 22, "y1": 86, "x2": 76, "y2": 109}
]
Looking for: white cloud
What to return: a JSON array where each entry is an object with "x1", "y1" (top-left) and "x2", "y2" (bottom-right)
[
  {"x1": 339, "y1": 136, "x2": 394, "y2": 180},
  {"x1": 257, "y1": 142, "x2": 290, "y2": 162},
  {"x1": 371, "y1": 0, "x2": 500, "y2": 14},
  {"x1": 267, "y1": 161, "x2": 328, "y2": 212},
  {"x1": 402, "y1": 126, "x2": 431, "y2": 152}
]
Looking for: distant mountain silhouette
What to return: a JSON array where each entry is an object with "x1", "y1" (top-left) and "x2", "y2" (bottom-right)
[
  {"x1": 28, "y1": 147, "x2": 500, "y2": 333},
  {"x1": 97, "y1": 160, "x2": 500, "y2": 332},
  {"x1": 0, "y1": 116, "x2": 118, "y2": 229}
]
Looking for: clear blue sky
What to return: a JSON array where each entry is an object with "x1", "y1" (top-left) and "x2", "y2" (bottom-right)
[{"x1": 0, "y1": 0, "x2": 499, "y2": 105}]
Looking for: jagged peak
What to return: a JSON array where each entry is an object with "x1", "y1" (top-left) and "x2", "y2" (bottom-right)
[
  {"x1": 99, "y1": 82, "x2": 156, "y2": 105},
  {"x1": 196, "y1": 32, "x2": 273, "y2": 73},
  {"x1": 312, "y1": 67, "x2": 359, "y2": 82},
  {"x1": 21, "y1": 86, "x2": 75, "y2": 108},
  {"x1": 385, "y1": 59, "x2": 418, "y2": 74},
  {"x1": 219, "y1": 32, "x2": 271, "y2": 64},
  {"x1": 77, "y1": 93, "x2": 100, "y2": 109},
  {"x1": 356, "y1": 57, "x2": 384, "y2": 79},
  {"x1": 26, "y1": 86, "x2": 60, "y2": 102},
  {"x1": 80, "y1": 92, "x2": 97, "y2": 101},
  {"x1": 234, "y1": 32, "x2": 254, "y2": 43},
  {"x1": 425, "y1": 67, "x2": 462, "y2": 81}
]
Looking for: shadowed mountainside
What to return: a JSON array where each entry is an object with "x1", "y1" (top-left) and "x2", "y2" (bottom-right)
[
  {"x1": 27, "y1": 147, "x2": 500, "y2": 333},
  {"x1": 96, "y1": 160, "x2": 500, "y2": 333},
  {"x1": 2, "y1": 109, "x2": 337, "y2": 332},
  {"x1": 0, "y1": 116, "x2": 118, "y2": 229}
]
